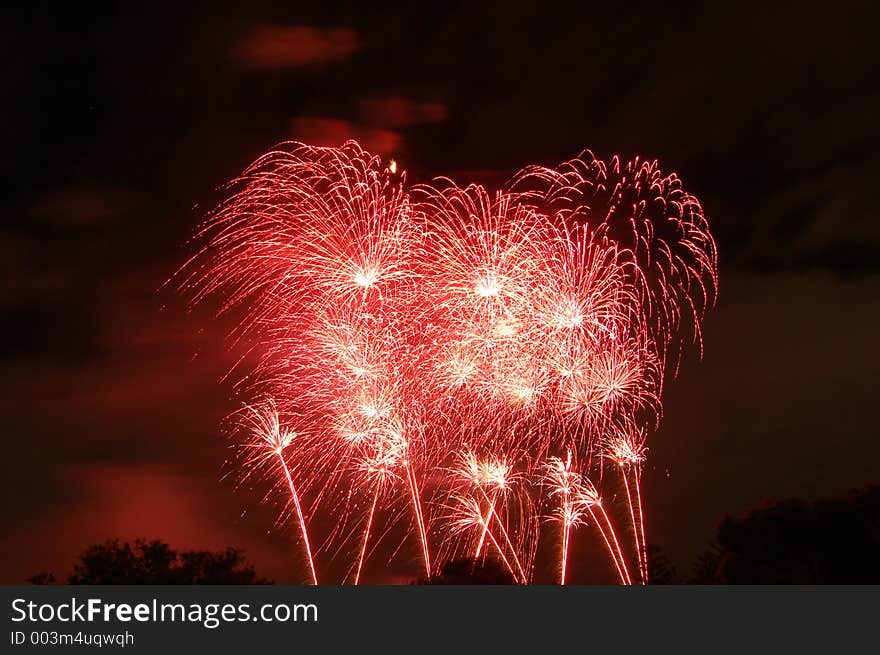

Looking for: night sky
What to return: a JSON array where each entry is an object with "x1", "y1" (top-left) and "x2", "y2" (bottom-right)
[{"x1": 3, "y1": 2, "x2": 879, "y2": 583}]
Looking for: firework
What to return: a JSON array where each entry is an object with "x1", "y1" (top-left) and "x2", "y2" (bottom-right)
[
  {"x1": 510, "y1": 152, "x2": 719, "y2": 371},
  {"x1": 449, "y1": 449, "x2": 527, "y2": 581},
  {"x1": 540, "y1": 452, "x2": 631, "y2": 585},
  {"x1": 604, "y1": 425, "x2": 649, "y2": 583},
  {"x1": 176, "y1": 140, "x2": 717, "y2": 584},
  {"x1": 237, "y1": 402, "x2": 318, "y2": 585}
]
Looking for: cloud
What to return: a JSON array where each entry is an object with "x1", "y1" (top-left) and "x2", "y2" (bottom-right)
[
  {"x1": 30, "y1": 185, "x2": 133, "y2": 228},
  {"x1": 745, "y1": 242, "x2": 880, "y2": 279},
  {"x1": 357, "y1": 95, "x2": 448, "y2": 128},
  {"x1": 286, "y1": 93, "x2": 448, "y2": 157},
  {"x1": 234, "y1": 25, "x2": 359, "y2": 70},
  {"x1": 289, "y1": 116, "x2": 401, "y2": 154},
  {"x1": 719, "y1": 157, "x2": 880, "y2": 278},
  {"x1": 0, "y1": 234, "x2": 72, "y2": 305}
]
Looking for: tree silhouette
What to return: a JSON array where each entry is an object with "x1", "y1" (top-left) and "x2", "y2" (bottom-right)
[
  {"x1": 690, "y1": 540, "x2": 723, "y2": 584},
  {"x1": 646, "y1": 544, "x2": 679, "y2": 584},
  {"x1": 30, "y1": 539, "x2": 272, "y2": 584},
  {"x1": 415, "y1": 557, "x2": 516, "y2": 584},
  {"x1": 697, "y1": 485, "x2": 880, "y2": 583}
]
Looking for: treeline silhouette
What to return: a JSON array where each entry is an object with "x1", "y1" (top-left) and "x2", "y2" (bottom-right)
[
  {"x1": 29, "y1": 485, "x2": 879, "y2": 584},
  {"x1": 30, "y1": 539, "x2": 271, "y2": 584},
  {"x1": 689, "y1": 484, "x2": 879, "y2": 583},
  {"x1": 415, "y1": 557, "x2": 516, "y2": 584}
]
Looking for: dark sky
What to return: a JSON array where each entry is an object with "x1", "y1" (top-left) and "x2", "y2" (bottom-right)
[{"x1": 3, "y1": 2, "x2": 879, "y2": 583}]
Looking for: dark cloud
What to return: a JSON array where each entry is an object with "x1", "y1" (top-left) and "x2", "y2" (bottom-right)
[
  {"x1": 356, "y1": 94, "x2": 448, "y2": 128},
  {"x1": 233, "y1": 24, "x2": 359, "y2": 70},
  {"x1": 287, "y1": 93, "x2": 448, "y2": 156},
  {"x1": 30, "y1": 186, "x2": 134, "y2": 229},
  {"x1": 790, "y1": 243, "x2": 880, "y2": 278},
  {"x1": 746, "y1": 242, "x2": 880, "y2": 279}
]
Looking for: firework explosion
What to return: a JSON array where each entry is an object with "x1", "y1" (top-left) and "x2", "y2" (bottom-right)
[{"x1": 176, "y1": 140, "x2": 717, "y2": 584}]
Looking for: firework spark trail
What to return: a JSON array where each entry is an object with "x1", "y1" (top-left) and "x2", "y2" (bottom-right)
[
  {"x1": 237, "y1": 403, "x2": 318, "y2": 585},
  {"x1": 597, "y1": 501, "x2": 633, "y2": 586},
  {"x1": 178, "y1": 140, "x2": 718, "y2": 584},
  {"x1": 541, "y1": 454, "x2": 577, "y2": 585},
  {"x1": 446, "y1": 449, "x2": 530, "y2": 581},
  {"x1": 560, "y1": 511, "x2": 573, "y2": 585},
  {"x1": 473, "y1": 491, "x2": 497, "y2": 558},
  {"x1": 542, "y1": 453, "x2": 612, "y2": 585},
  {"x1": 604, "y1": 427, "x2": 649, "y2": 584},
  {"x1": 556, "y1": 484, "x2": 575, "y2": 586},
  {"x1": 354, "y1": 478, "x2": 382, "y2": 585},
  {"x1": 449, "y1": 495, "x2": 520, "y2": 581},
  {"x1": 474, "y1": 485, "x2": 527, "y2": 582},
  {"x1": 405, "y1": 462, "x2": 432, "y2": 578},
  {"x1": 619, "y1": 470, "x2": 642, "y2": 584},
  {"x1": 584, "y1": 504, "x2": 629, "y2": 585},
  {"x1": 541, "y1": 454, "x2": 633, "y2": 585},
  {"x1": 278, "y1": 453, "x2": 319, "y2": 585},
  {"x1": 634, "y1": 468, "x2": 648, "y2": 583},
  {"x1": 481, "y1": 521, "x2": 517, "y2": 582}
]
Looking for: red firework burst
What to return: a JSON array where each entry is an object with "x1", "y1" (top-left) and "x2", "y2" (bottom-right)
[{"x1": 175, "y1": 140, "x2": 718, "y2": 584}]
